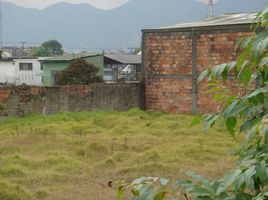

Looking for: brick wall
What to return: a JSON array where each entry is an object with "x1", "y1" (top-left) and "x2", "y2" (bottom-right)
[
  {"x1": 196, "y1": 32, "x2": 254, "y2": 113},
  {"x1": 0, "y1": 83, "x2": 143, "y2": 116},
  {"x1": 143, "y1": 28, "x2": 254, "y2": 114}
]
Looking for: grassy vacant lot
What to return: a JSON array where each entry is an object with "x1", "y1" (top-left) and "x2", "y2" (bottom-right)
[{"x1": 0, "y1": 109, "x2": 241, "y2": 200}]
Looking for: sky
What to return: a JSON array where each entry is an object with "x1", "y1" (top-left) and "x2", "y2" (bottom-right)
[{"x1": 2, "y1": 0, "x2": 214, "y2": 10}]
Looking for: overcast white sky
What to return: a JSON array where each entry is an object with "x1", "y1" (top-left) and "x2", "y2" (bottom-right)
[{"x1": 3, "y1": 0, "x2": 213, "y2": 10}]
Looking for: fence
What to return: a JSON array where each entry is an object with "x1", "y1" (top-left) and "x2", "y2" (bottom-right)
[{"x1": 0, "y1": 83, "x2": 143, "y2": 116}]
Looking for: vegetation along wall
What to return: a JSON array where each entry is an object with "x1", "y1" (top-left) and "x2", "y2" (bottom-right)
[
  {"x1": 0, "y1": 83, "x2": 143, "y2": 116},
  {"x1": 142, "y1": 25, "x2": 254, "y2": 114}
]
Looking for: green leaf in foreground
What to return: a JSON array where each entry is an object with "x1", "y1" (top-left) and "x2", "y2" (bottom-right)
[
  {"x1": 226, "y1": 117, "x2": 237, "y2": 137},
  {"x1": 190, "y1": 116, "x2": 202, "y2": 127}
]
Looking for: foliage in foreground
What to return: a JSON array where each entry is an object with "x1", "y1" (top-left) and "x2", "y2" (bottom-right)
[{"x1": 120, "y1": 8, "x2": 268, "y2": 200}]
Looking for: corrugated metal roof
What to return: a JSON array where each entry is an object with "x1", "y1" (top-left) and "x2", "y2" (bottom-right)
[
  {"x1": 105, "y1": 54, "x2": 141, "y2": 64},
  {"x1": 147, "y1": 12, "x2": 257, "y2": 31},
  {"x1": 14, "y1": 57, "x2": 51, "y2": 61},
  {"x1": 42, "y1": 52, "x2": 102, "y2": 62}
]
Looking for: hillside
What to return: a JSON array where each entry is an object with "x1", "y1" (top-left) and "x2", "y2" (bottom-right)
[{"x1": 3, "y1": 0, "x2": 267, "y2": 50}]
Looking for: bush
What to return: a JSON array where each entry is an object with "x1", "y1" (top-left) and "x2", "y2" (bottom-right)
[{"x1": 57, "y1": 59, "x2": 104, "y2": 85}]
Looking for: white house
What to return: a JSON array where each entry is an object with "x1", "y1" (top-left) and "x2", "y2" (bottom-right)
[
  {"x1": 0, "y1": 59, "x2": 15, "y2": 84},
  {"x1": 14, "y1": 58, "x2": 45, "y2": 86}
]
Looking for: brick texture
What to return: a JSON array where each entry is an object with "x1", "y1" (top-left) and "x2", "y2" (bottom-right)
[{"x1": 143, "y1": 29, "x2": 254, "y2": 114}]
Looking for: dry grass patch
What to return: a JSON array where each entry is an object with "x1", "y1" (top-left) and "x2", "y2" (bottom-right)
[{"x1": 0, "y1": 109, "x2": 240, "y2": 199}]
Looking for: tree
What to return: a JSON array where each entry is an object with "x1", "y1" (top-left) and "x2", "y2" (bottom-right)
[
  {"x1": 31, "y1": 46, "x2": 50, "y2": 57},
  {"x1": 117, "y1": 8, "x2": 268, "y2": 200},
  {"x1": 32, "y1": 40, "x2": 64, "y2": 57},
  {"x1": 42, "y1": 40, "x2": 64, "y2": 55},
  {"x1": 57, "y1": 58, "x2": 103, "y2": 85}
]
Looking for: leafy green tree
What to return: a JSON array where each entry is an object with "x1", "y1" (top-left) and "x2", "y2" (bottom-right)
[
  {"x1": 32, "y1": 40, "x2": 64, "y2": 56},
  {"x1": 57, "y1": 58, "x2": 103, "y2": 85},
  {"x1": 31, "y1": 46, "x2": 50, "y2": 57},
  {"x1": 41, "y1": 40, "x2": 64, "y2": 55},
  {"x1": 118, "y1": 8, "x2": 268, "y2": 200}
]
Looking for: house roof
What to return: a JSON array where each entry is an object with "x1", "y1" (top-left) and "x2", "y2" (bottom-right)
[
  {"x1": 104, "y1": 54, "x2": 141, "y2": 64},
  {"x1": 41, "y1": 52, "x2": 102, "y2": 62},
  {"x1": 0, "y1": 58, "x2": 14, "y2": 62},
  {"x1": 14, "y1": 57, "x2": 51, "y2": 61},
  {"x1": 143, "y1": 12, "x2": 257, "y2": 32}
]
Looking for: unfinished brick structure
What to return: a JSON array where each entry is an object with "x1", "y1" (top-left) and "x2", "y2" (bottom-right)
[{"x1": 142, "y1": 13, "x2": 256, "y2": 114}]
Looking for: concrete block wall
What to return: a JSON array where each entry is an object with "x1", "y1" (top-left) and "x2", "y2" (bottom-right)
[
  {"x1": 143, "y1": 28, "x2": 254, "y2": 114},
  {"x1": 0, "y1": 83, "x2": 142, "y2": 116}
]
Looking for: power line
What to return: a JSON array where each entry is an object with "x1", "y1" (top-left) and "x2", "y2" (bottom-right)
[
  {"x1": 1, "y1": 41, "x2": 138, "y2": 54},
  {"x1": 2, "y1": 42, "x2": 40, "y2": 47}
]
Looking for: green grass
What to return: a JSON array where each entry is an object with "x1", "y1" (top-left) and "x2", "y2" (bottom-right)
[{"x1": 0, "y1": 109, "x2": 241, "y2": 200}]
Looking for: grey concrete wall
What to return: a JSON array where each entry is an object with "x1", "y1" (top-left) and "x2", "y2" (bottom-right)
[{"x1": 0, "y1": 83, "x2": 142, "y2": 116}]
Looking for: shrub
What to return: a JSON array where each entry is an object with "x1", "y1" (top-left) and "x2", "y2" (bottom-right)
[{"x1": 57, "y1": 58, "x2": 104, "y2": 85}]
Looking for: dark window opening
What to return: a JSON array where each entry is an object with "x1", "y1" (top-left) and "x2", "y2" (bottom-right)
[{"x1": 19, "y1": 63, "x2": 33, "y2": 71}]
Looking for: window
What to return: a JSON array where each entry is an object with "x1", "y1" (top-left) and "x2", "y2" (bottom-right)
[
  {"x1": 104, "y1": 69, "x2": 113, "y2": 76},
  {"x1": 19, "y1": 63, "x2": 33, "y2": 71},
  {"x1": 40, "y1": 63, "x2": 43, "y2": 70}
]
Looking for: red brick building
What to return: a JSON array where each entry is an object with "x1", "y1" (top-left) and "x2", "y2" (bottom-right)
[{"x1": 142, "y1": 13, "x2": 256, "y2": 114}]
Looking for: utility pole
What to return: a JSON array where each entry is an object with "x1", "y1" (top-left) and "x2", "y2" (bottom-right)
[
  {"x1": 0, "y1": 0, "x2": 2, "y2": 60},
  {"x1": 208, "y1": 0, "x2": 214, "y2": 18},
  {"x1": 20, "y1": 42, "x2": 27, "y2": 57}
]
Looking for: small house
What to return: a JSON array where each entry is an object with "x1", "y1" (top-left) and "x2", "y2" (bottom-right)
[
  {"x1": 0, "y1": 58, "x2": 15, "y2": 84},
  {"x1": 104, "y1": 54, "x2": 141, "y2": 82},
  {"x1": 41, "y1": 53, "x2": 103, "y2": 86},
  {"x1": 14, "y1": 58, "x2": 46, "y2": 86}
]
